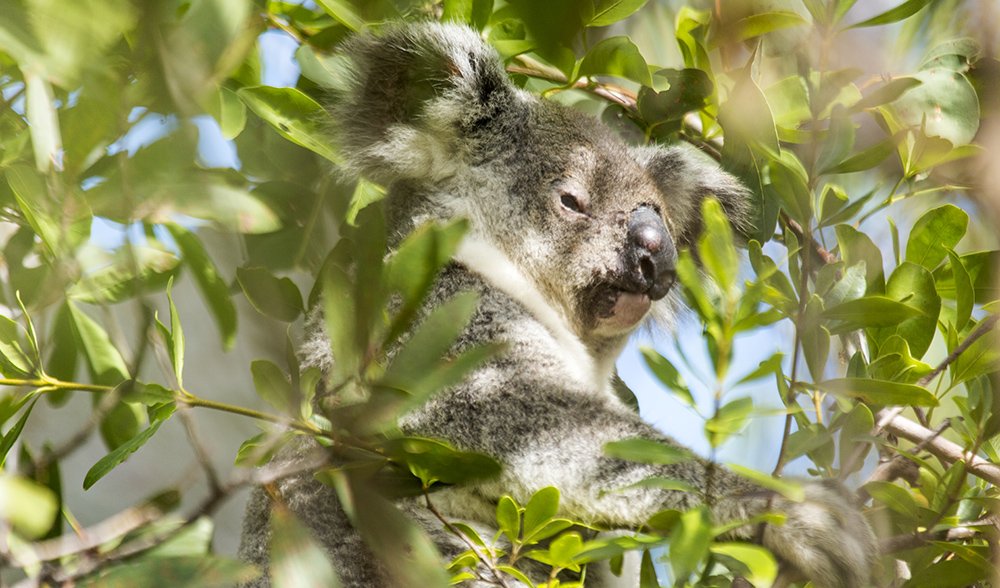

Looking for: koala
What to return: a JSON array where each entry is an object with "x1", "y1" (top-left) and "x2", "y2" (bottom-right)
[{"x1": 239, "y1": 22, "x2": 877, "y2": 588}]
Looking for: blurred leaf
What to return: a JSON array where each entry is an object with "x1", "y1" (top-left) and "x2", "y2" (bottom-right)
[
  {"x1": 315, "y1": 0, "x2": 364, "y2": 31},
  {"x1": 23, "y1": 71, "x2": 61, "y2": 172},
  {"x1": 7, "y1": 164, "x2": 90, "y2": 255},
  {"x1": 167, "y1": 225, "x2": 237, "y2": 350},
  {"x1": 270, "y1": 507, "x2": 341, "y2": 588},
  {"x1": 768, "y1": 155, "x2": 812, "y2": 226},
  {"x1": 69, "y1": 246, "x2": 180, "y2": 305},
  {"x1": 669, "y1": 506, "x2": 711, "y2": 581},
  {"x1": 728, "y1": 464, "x2": 805, "y2": 501},
  {"x1": 640, "y1": 347, "x2": 693, "y2": 406},
  {"x1": 84, "y1": 402, "x2": 176, "y2": 490},
  {"x1": 801, "y1": 295, "x2": 829, "y2": 380},
  {"x1": 865, "y1": 480, "x2": 922, "y2": 519},
  {"x1": 78, "y1": 556, "x2": 259, "y2": 588},
  {"x1": 604, "y1": 438, "x2": 691, "y2": 465},
  {"x1": 823, "y1": 136, "x2": 898, "y2": 174},
  {"x1": 218, "y1": 87, "x2": 247, "y2": 140},
  {"x1": 579, "y1": 36, "x2": 651, "y2": 86},
  {"x1": 238, "y1": 86, "x2": 341, "y2": 164},
  {"x1": 0, "y1": 474, "x2": 58, "y2": 539},
  {"x1": 251, "y1": 360, "x2": 296, "y2": 416},
  {"x1": 710, "y1": 543, "x2": 778, "y2": 586},
  {"x1": 847, "y1": 0, "x2": 934, "y2": 28},
  {"x1": 346, "y1": 179, "x2": 385, "y2": 225},
  {"x1": 852, "y1": 77, "x2": 922, "y2": 111},
  {"x1": 921, "y1": 38, "x2": 981, "y2": 72},
  {"x1": 715, "y1": 11, "x2": 807, "y2": 45},
  {"x1": 720, "y1": 61, "x2": 779, "y2": 155},
  {"x1": 442, "y1": 0, "x2": 495, "y2": 29},
  {"x1": 699, "y1": 198, "x2": 738, "y2": 292},
  {"x1": 705, "y1": 396, "x2": 754, "y2": 447},
  {"x1": 237, "y1": 267, "x2": 304, "y2": 322},
  {"x1": 816, "y1": 106, "x2": 856, "y2": 174},
  {"x1": 905, "y1": 204, "x2": 968, "y2": 270},
  {"x1": 817, "y1": 378, "x2": 937, "y2": 406}
]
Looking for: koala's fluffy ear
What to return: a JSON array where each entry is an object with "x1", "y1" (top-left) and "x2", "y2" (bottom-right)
[
  {"x1": 632, "y1": 144, "x2": 751, "y2": 249},
  {"x1": 334, "y1": 23, "x2": 521, "y2": 184}
]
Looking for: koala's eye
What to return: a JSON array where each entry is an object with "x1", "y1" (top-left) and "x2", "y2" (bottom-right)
[{"x1": 559, "y1": 192, "x2": 587, "y2": 215}]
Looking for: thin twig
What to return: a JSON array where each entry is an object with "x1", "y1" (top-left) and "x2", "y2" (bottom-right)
[{"x1": 422, "y1": 489, "x2": 511, "y2": 588}]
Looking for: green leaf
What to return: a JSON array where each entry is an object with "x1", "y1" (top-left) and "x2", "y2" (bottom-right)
[
  {"x1": 382, "y1": 437, "x2": 501, "y2": 487},
  {"x1": 585, "y1": 0, "x2": 649, "y2": 27},
  {"x1": 835, "y1": 225, "x2": 885, "y2": 294},
  {"x1": 847, "y1": 0, "x2": 934, "y2": 28},
  {"x1": 578, "y1": 36, "x2": 651, "y2": 86},
  {"x1": 77, "y1": 556, "x2": 259, "y2": 588},
  {"x1": 699, "y1": 198, "x2": 738, "y2": 292},
  {"x1": 238, "y1": 86, "x2": 341, "y2": 164},
  {"x1": 24, "y1": 71, "x2": 61, "y2": 173},
  {"x1": 237, "y1": 267, "x2": 304, "y2": 322},
  {"x1": 496, "y1": 495, "x2": 520, "y2": 541},
  {"x1": 705, "y1": 396, "x2": 754, "y2": 447},
  {"x1": 768, "y1": 156, "x2": 812, "y2": 225},
  {"x1": 817, "y1": 106, "x2": 856, "y2": 174},
  {"x1": 0, "y1": 314, "x2": 33, "y2": 376},
  {"x1": 864, "y1": 480, "x2": 922, "y2": 520},
  {"x1": 890, "y1": 68, "x2": 980, "y2": 146},
  {"x1": 85, "y1": 403, "x2": 176, "y2": 490},
  {"x1": 905, "y1": 204, "x2": 968, "y2": 270},
  {"x1": 877, "y1": 262, "x2": 941, "y2": 358},
  {"x1": 822, "y1": 296, "x2": 922, "y2": 330},
  {"x1": 852, "y1": 77, "x2": 922, "y2": 111},
  {"x1": 604, "y1": 438, "x2": 691, "y2": 465},
  {"x1": 119, "y1": 381, "x2": 176, "y2": 405},
  {"x1": 0, "y1": 474, "x2": 58, "y2": 539},
  {"x1": 718, "y1": 11, "x2": 808, "y2": 45},
  {"x1": 817, "y1": 378, "x2": 938, "y2": 406},
  {"x1": 167, "y1": 225, "x2": 237, "y2": 350},
  {"x1": 0, "y1": 400, "x2": 36, "y2": 468},
  {"x1": 69, "y1": 246, "x2": 181, "y2": 305},
  {"x1": 379, "y1": 292, "x2": 479, "y2": 393},
  {"x1": 946, "y1": 251, "x2": 973, "y2": 331},
  {"x1": 165, "y1": 282, "x2": 185, "y2": 388},
  {"x1": 314, "y1": 0, "x2": 365, "y2": 31},
  {"x1": 669, "y1": 506, "x2": 711, "y2": 581},
  {"x1": 251, "y1": 360, "x2": 296, "y2": 416},
  {"x1": 710, "y1": 543, "x2": 778, "y2": 586},
  {"x1": 826, "y1": 137, "x2": 897, "y2": 174},
  {"x1": 640, "y1": 347, "x2": 693, "y2": 406},
  {"x1": 801, "y1": 296, "x2": 829, "y2": 380},
  {"x1": 218, "y1": 87, "x2": 247, "y2": 140},
  {"x1": 720, "y1": 61, "x2": 780, "y2": 155},
  {"x1": 270, "y1": 507, "x2": 342, "y2": 588},
  {"x1": 523, "y1": 487, "x2": 560, "y2": 540},
  {"x1": 67, "y1": 302, "x2": 128, "y2": 384},
  {"x1": 346, "y1": 179, "x2": 385, "y2": 226},
  {"x1": 728, "y1": 464, "x2": 805, "y2": 501}
]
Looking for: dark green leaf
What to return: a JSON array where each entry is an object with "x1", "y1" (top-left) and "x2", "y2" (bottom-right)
[
  {"x1": 496, "y1": 495, "x2": 520, "y2": 541},
  {"x1": 0, "y1": 314, "x2": 32, "y2": 376},
  {"x1": 251, "y1": 360, "x2": 296, "y2": 416},
  {"x1": 823, "y1": 137, "x2": 898, "y2": 174},
  {"x1": 876, "y1": 262, "x2": 941, "y2": 358},
  {"x1": 0, "y1": 400, "x2": 36, "y2": 467},
  {"x1": 585, "y1": 0, "x2": 649, "y2": 27},
  {"x1": 382, "y1": 437, "x2": 501, "y2": 487}
]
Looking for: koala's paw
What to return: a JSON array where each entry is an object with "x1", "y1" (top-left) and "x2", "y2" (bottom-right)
[{"x1": 764, "y1": 480, "x2": 877, "y2": 588}]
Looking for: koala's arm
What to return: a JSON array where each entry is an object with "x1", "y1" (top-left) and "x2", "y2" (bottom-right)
[{"x1": 410, "y1": 383, "x2": 875, "y2": 588}]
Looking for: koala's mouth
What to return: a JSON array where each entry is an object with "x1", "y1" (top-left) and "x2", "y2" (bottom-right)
[{"x1": 582, "y1": 282, "x2": 654, "y2": 332}]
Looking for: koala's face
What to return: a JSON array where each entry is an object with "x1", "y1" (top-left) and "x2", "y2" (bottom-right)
[
  {"x1": 477, "y1": 103, "x2": 680, "y2": 342},
  {"x1": 337, "y1": 23, "x2": 747, "y2": 348}
]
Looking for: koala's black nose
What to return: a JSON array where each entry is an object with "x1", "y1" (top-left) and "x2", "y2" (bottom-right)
[{"x1": 627, "y1": 206, "x2": 677, "y2": 300}]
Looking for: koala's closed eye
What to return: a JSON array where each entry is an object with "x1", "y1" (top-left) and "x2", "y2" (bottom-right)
[{"x1": 559, "y1": 191, "x2": 589, "y2": 216}]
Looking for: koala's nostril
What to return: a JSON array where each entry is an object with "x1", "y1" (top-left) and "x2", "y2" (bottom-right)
[{"x1": 627, "y1": 206, "x2": 677, "y2": 301}]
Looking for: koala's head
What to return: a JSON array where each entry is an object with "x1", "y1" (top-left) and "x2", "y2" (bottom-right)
[{"x1": 335, "y1": 23, "x2": 748, "y2": 351}]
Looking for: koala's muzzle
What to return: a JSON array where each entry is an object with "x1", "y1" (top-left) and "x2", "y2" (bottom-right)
[{"x1": 626, "y1": 206, "x2": 677, "y2": 301}]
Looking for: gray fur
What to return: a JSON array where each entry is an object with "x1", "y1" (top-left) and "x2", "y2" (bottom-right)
[{"x1": 240, "y1": 22, "x2": 876, "y2": 588}]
